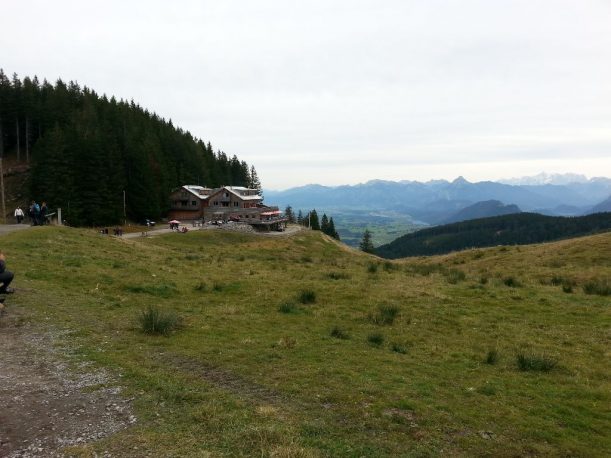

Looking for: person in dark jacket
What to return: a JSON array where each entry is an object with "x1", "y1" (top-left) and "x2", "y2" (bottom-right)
[{"x1": 0, "y1": 251, "x2": 15, "y2": 294}]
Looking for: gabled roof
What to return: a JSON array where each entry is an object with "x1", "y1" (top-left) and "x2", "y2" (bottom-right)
[
  {"x1": 181, "y1": 185, "x2": 214, "y2": 200},
  {"x1": 209, "y1": 186, "x2": 262, "y2": 201}
]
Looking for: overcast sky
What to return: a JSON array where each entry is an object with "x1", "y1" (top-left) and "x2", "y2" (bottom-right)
[{"x1": 2, "y1": 0, "x2": 610, "y2": 189}]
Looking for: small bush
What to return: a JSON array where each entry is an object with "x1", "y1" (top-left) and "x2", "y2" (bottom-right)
[
  {"x1": 330, "y1": 326, "x2": 350, "y2": 340},
  {"x1": 326, "y1": 272, "x2": 350, "y2": 280},
  {"x1": 367, "y1": 262, "x2": 378, "y2": 274},
  {"x1": 484, "y1": 349, "x2": 499, "y2": 365},
  {"x1": 503, "y1": 277, "x2": 521, "y2": 287},
  {"x1": 516, "y1": 352, "x2": 557, "y2": 372},
  {"x1": 391, "y1": 342, "x2": 408, "y2": 354},
  {"x1": 138, "y1": 306, "x2": 182, "y2": 336},
  {"x1": 370, "y1": 304, "x2": 400, "y2": 325},
  {"x1": 298, "y1": 289, "x2": 316, "y2": 304},
  {"x1": 278, "y1": 302, "x2": 297, "y2": 314},
  {"x1": 367, "y1": 332, "x2": 384, "y2": 346},
  {"x1": 582, "y1": 279, "x2": 611, "y2": 296},
  {"x1": 445, "y1": 269, "x2": 466, "y2": 284}
]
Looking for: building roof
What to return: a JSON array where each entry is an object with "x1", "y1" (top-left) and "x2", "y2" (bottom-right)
[{"x1": 182, "y1": 185, "x2": 214, "y2": 200}]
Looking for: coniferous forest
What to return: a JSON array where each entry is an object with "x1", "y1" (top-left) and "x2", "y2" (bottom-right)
[{"x1": 0, "y1": 70, "x2": 260, "y2": 226}]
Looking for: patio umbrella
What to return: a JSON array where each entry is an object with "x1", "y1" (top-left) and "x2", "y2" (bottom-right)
[{"x1": 169, "y1": 219, "x2": 180, "y2": 224}]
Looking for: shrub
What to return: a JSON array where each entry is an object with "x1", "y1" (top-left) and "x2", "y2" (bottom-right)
[
  {"x1": 516, "y1": 352, "x2": 557, "y2": 372},
  {"x1": 138, "y1": 306, "x2": 182, "y2": 336},
  {"x1": 298, "y1": 289, "x2": 316, "y2": 304},
  {"x1": 367, "y1": 262, "x2": 378, "y2": 273},
  {"x1": 278, "y1": 302, "x2": 297, "y2": 314},
  {"x1": 370, "y1": 304, "x2": 400, "y2": 325},
  {"x1": 484, "y1": 349, "x2": 499, "y2": 365},
  {"x1": 445, "y1": 269, "x2": 466, "y2": 284},
  {"x1": 503, "y1": 277, "x2": 521, "y2": 287},
  {"x1": 367, "y1": 332, "x2": 384, "y2": 346},
  {"x1": 391, "y1": 342, "x2": 408, "y2": 354},
  {"x1": 330, "y1": 326, "x2": 350, "y2": 340},
  {"x1": 582, "y1": 279, "x2": 611, "y2": 296}
]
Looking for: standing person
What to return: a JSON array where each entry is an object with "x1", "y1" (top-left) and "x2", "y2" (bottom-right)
[
  {"x1": 0, "y1": 251, "x2": 14, "y2": 294},
  {"x1": 40, "y1": 202, "x2": 48, "y2": 225},
  {"x1": 29, "y1": 201, "x2": 40, "y2": 226},
  {"x1": 14, "y1": 207, "x2": 24, "y2": 224}
]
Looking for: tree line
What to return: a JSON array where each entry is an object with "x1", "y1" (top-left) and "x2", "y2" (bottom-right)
[
  {"x1": 0, "y1": 70, "x2": 262, "y2": 226},
  {"x1": 283, "y1": 206, "x2": 340, "y2": 240}
]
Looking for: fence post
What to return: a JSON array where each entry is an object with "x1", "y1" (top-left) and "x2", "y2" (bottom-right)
[{"x1": 57, "y1": 208, "x2": 62, "y2": 226}]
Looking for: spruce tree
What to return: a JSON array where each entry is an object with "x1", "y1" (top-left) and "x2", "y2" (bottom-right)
[
  {"x1": 284, "y1": 205, "x2": 295, "y2": 223},
  {"x1": 360, "y1": 229, "x2": 375, "y2": 253},
  {"x1": 249, "y1": 165, "x2": 262, "y2": 196},
  {"x1": 297, "y1": 209, "x2": 303, "y2": 225},
  {"x1": 328, "y1": 217, "x2": 340, "y2": 240},
  {"x1": 321, "y1": 213, "x2": 329, "y2": 234},
  {"x1": 309, "y1": 209, "x2": 320, "y2": 231}
]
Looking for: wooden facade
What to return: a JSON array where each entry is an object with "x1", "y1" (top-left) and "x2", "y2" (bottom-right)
[{"x1": 168, "y1": 185, "x2": 285, "y2": 226}]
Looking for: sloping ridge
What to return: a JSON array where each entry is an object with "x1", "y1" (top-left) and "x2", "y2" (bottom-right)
[{"x1": 376, "y1": 211, "x2": 611, "y2": 259}]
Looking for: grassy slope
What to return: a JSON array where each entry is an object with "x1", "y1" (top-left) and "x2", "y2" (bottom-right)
[{"x1": 4, "y1": 227, "x2": 610, "y2": 457}]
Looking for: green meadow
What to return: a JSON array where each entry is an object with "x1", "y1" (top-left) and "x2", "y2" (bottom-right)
[{"x1": 4, "y1": 227, "x2": 610, "y2": 457}]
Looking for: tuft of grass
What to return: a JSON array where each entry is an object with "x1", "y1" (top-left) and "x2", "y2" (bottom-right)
[
  {"x1": 184, "y1": 254, "x2": 201, "y2": 261},
  {"x1": 550, "y1": 275, "x2": 564, "y2": 286},
  {"x1": 300, "y1": 255, "x2": 313, "y2": 263},
  {"x1": 370, "y1": 304, "x2": 400, "y2": 326},
  {"x1": 445, "y1": 269, "x2": 466, "y2": 284},
  {"x1": 367, "y1": 262, "x2": 378, "y2": 274},
  {"x1": 484, "y1": 349, "x2": 499, "y2": 365},
  {"x1": 326, "y1": 272, "x2": 350, "y2": 280},
  {"x1": 408, "y1": 263, "x2": 445, "y2": 276},
  {"x1": 297, "y1": 289, "x2": 316, "y2": 304},
  {"x1": 278, "y1": 302, "x2": 298, "y2": 314},
  {"x1": 390, "y1": 342, "x2": 408, "y2": 354},
  {"x1": 330, "y1": 326, "x2": 350, "y2": 340},
  {"x1": 138, "y1": 306, "x2": 182, "y2": 336},
  {"x1": 479, "y1": 276, "x2": 489, "y2": 285},
  {"x1": 194, "y1": 281, "x2": 209, "y2": 292},
  {"x1": 562, "y1": 283, "x2": 573, "y2": 293},
  {"x1": 582, "y1": 279, "x2": 610, "y2": 296},
  {"x1": 383, "y1": 261, "x2": 398, "y2": 272},
  {"x1": 367, "y1": 332, "x2": 384, "y2": 346},
  {"x1": 125, "y1": 283, "x2": 177, "y2": 298},
  {"x1": 503, "y1": 276, "x2": 521, "y2": 287},
  {"x1": 516, "y1": 352, "x2": 558, "y2": 372}
]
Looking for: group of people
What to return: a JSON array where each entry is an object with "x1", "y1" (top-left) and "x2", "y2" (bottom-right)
[{"x1": 14, "y1": 201, "x2": 49, "y2": 226}]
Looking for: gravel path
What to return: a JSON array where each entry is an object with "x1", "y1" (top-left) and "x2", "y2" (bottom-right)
[{"x1": 0, "y1": 311, "x2": 135, "y2": 457}]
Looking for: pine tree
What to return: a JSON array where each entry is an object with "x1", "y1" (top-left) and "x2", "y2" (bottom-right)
[
  {"x1": 309, "y1": 209, "x2": 320, "y2": 231},
  {"x1": 328, "y1": 217, "x2": 340, "y2": 240},
  {"x1": 297, "y1": 209, "x2": 304, "y2": 225},
  {"x1": 284, "y1": 205, "x2": 295, "y2": 223},
  {"x1": 249, "y1": 165, "x2": 262, "y2": 196},
  {"x1": 321, "y1": 213, "x2": 329, "y2": 234},
  {"x1": 360, "y1": 229, "x2": 375, "y2": 253}
]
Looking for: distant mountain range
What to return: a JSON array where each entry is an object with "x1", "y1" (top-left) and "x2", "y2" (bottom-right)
[
  {"x1": 265, "y1": 174, "x2": 611, "y2": 247},
  {"x1": 266, "y1": 174, "x2": 611, "y2": 223}
]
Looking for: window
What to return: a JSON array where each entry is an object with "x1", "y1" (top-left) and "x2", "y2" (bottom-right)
[
  {"x1": 233, "y1": 201, "x2": 239, "y2": 207},
  {"x1": 192, "y1": 201, "x2": 197, "y2": 206},
  {"x1": 213, "y1": 201, "x2": 218, "y2": 206},
  {"x1": 224, "y1": 192, "x2": 229, "y2": 198}
]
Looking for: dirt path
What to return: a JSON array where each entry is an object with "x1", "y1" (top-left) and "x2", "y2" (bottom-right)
[{"x1": 0, "y1": 310, "x2": 135, "y2": 457}]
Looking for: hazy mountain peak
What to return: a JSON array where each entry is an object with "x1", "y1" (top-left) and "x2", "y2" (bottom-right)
[
  {"x1": 500, "y1": 172, "x2": 589, "y2": 186},
  {"x1": 452, "y1": 176, "x2": 470, "y2": 185}
]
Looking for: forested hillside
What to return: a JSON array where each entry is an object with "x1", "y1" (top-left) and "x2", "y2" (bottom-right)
[
  {"x1": 376, "y1": 212, "x2": 611, "y2": 258},
  {"x1": 0, "y1": 70, "x2": 260, "y2": 225}
]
